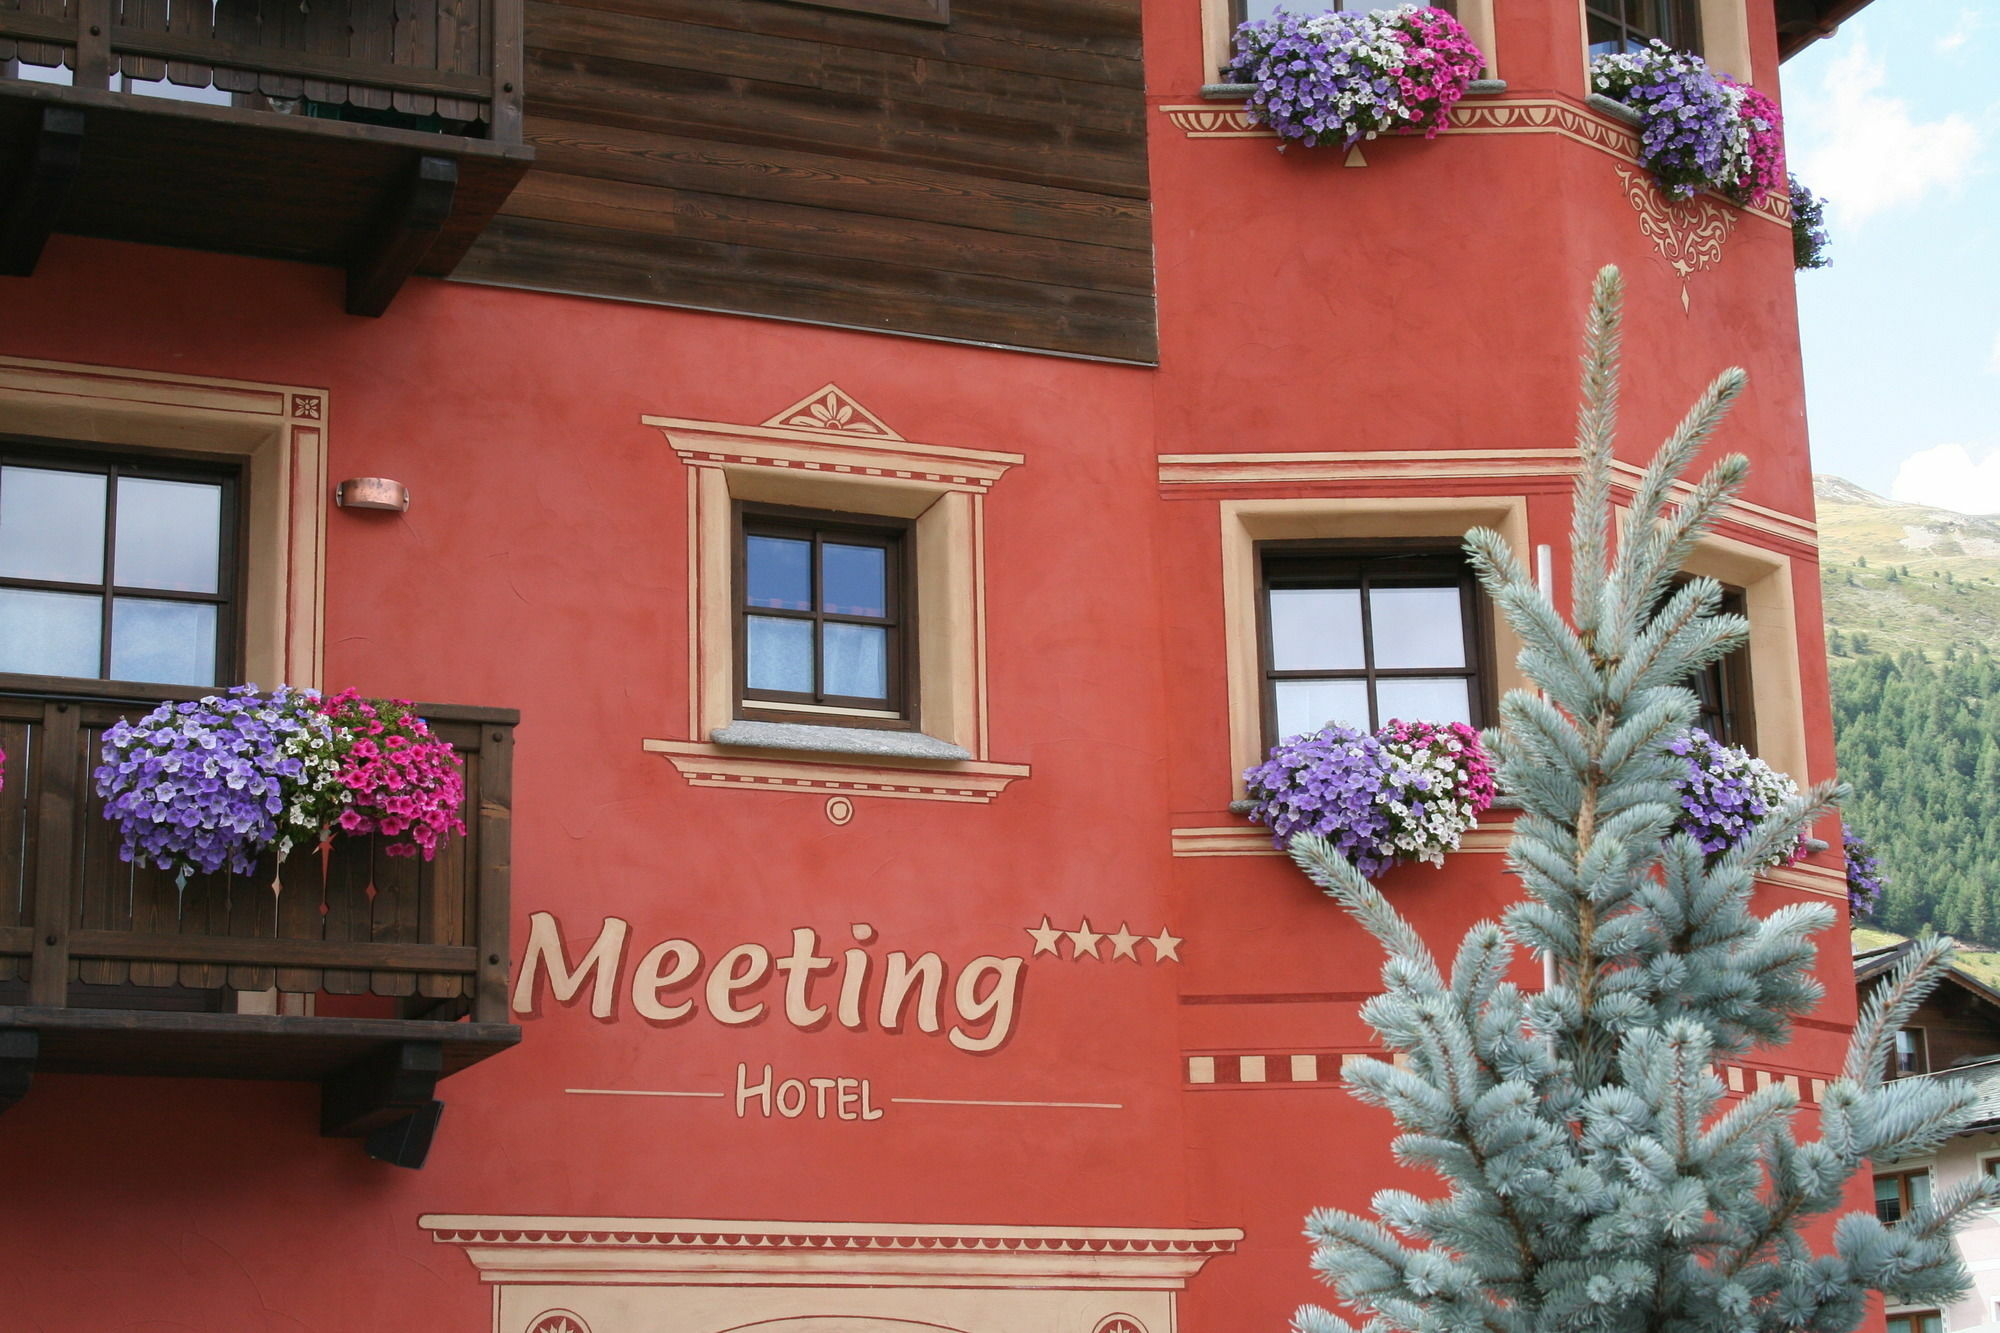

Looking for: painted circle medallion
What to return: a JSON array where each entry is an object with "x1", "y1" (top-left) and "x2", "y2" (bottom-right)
[
  {"x1": 1093, "y1": 1317, "x2": 1147, "y2": 1333},
  {"x1": 527, "y1": 1311, "x2": 590, "y2": 1333},
  {"x1": 825, "y1": 795, "x2": 855, "y2": 826}
]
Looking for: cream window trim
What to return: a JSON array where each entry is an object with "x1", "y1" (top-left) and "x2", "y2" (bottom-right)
[
  {"x1": 643, "y1": 385, "x2": 1030, "y2": 805},
  {"x1": 0, "y1": 355, "x2": 327, "y2": 689},
  {"x1": 1201, "y1": 0, "x2": 1498, "y2": 91},
  {"x1": 1681, "y1": 527, "x2": 1808, "y2": 786},
  {"x1": 1219, "y1": 495, "x2": 1531, "y2": 801}
]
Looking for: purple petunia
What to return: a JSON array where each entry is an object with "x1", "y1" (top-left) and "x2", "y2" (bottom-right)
[
  {"x1": 94, "y1": 685, "x2": 343, "y2": 887},
  {"x1": 1843, "y1": 824, "x2": 1887, "y2": 917},
  {"x1": 1224, "y1": 5, "x2": 1483, "y2": 151},
  {"x1": 1667, "y1": 727, "x2": 1810, "y2": 868},
  {"x1": 1243, "y1": 719, "x2": 1495, "y2": 880}
]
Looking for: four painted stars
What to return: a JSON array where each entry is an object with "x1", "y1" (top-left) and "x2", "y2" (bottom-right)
[{"x1": 1026, "y1": 916, "x2": 1181, "y2": 963}]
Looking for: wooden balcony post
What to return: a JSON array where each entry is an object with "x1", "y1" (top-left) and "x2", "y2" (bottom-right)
[
  {"x1": 488, "y1": 0, "x2": 523, "y2": 145},
  {"x1": 472, "y1": 722, "x2": 512, "y2": 1023},
  {"x1": 27, "y1": 699, "x2": 79, "y2": 1007},
  {"x1": 71, "y1": 0, "x2": 111, "y2": 88}
]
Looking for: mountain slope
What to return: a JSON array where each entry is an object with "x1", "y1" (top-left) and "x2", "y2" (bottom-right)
[{"x1": 1814, "y1": 475, "x2": 2000, "y2": 661}]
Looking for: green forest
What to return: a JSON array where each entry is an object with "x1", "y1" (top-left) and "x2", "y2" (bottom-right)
[{"x1": 1833, "y1": 648, "x2": 2000, "y2": 940}]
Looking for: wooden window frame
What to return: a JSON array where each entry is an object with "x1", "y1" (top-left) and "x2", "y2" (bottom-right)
[
  {"x1": 1253, "y1": 538, "x2": 1494, "y2": 749},
  {"x1": 733, "y1": 501, "x2": 917, "y2": 731},
  {"x1": 1682, "y1": 582, "x2": 1756, "y2": 751},
  {"x1": 1875, "y1": 1168, "x2": 1932, "y2": 1225},
  {"x1": 1585, "y1": 0, "x2": 1702, "y2": 56},
  {"x1": 1885, "y1": 1313, "x2": 1943, "y2": 1333},
  {"x1": 1892, "y1": 1026, "x2": 1930, "y2": 1079},
  {"x1": 1228, "y1": 0, "x2": 1454, "y2": 34},
  {"x1": 0, "y1": 436, "x2": 246, "y2": 689}
]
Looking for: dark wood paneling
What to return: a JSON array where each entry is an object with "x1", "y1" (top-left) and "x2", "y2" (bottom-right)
[{"x1": 457, "y1": 0, "x2": 1154, "y2": 361}]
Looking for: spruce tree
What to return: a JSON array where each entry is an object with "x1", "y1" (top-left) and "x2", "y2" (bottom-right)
[{"x1": 1289, "y1": 268, "x2": 1996, "y2": 1333}]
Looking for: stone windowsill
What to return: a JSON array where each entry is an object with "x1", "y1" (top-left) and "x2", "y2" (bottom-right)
[
  {"x1": 1584, "y1": 92, "x2": 1642, "y2": 125},
  {"x1": 1199, "y1": 77, "x2": 1507, "y2": 100},
  {"x1": 710, "y1": 720, "x2": 973, "y2": 763}
]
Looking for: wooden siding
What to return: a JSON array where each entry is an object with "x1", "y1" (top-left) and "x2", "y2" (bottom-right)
[{"x1": 451, "y1": 0, "x2": 1155, "y2": 362}]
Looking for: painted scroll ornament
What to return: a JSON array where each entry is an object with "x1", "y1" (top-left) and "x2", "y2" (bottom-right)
[{"x1": 1615, "y1": 165, "x2": 1737, "y2": 310}]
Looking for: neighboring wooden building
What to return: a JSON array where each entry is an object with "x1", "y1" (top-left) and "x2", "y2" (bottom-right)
[
  {"x1": 0, "y1": 0, "x2": 1874, "y2": 1329},
  {"x1": 1858, "y1": 942, "x2": 2000, "y2": 1333}
]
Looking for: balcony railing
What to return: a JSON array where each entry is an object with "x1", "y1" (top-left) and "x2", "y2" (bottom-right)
[
  {"x1": 0, "y1": 0, "x2": 531, "y2": 312},
  {"x1": 0, "y1": 678, "x2": 519, "y2": 1166},
  {"x1": 0, "y1": 0, "x2": 522, "y2": 141}
]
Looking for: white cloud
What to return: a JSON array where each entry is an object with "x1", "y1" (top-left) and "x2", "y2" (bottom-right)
[
  {"x1": 1936, "y1": 10, "x2": 1980, "y2": 55},
  {"x1": 1791, "y1": 42, "x2": 1981, "y2": 225},
  {"x1": 1893, "y1": 444, "x2": 2000, "y2": 513}
]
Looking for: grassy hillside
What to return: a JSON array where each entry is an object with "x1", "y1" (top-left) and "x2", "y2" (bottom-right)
[
  {"x1": 1853, "y1": 926, "x2": 2000, "y2": 991},
  {"x1": 1815, "y1": 474, "x2": 2000, "y2": 662}
]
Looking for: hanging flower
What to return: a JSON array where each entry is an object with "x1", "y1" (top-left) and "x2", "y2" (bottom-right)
[
  {"x1": 1224, "y1": 5, "x2": 1483, "y2": 150},
  {"x1": 1243, "y1": 719, "x2": 1495, "y2": 879},
  {"x1": 1843, "y1": 824, "x2": 1887, "y2": 917},
  {"x1": 1792, "y1": 174, "x2": 1832, "y2": 269},
  {"x1": 1666, "y1": 727, "x2": 1810, "y2": 868},
  {"x1": 94, "y1": 685, "x2": 343, "y2": 886},
  {"x1": 319, "y1": 690, "x2": 466, "y2": 859}
]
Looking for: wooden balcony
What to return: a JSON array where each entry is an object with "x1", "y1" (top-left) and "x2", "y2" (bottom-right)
[
  {"x1": 0, "y1": 0, "x2": 531, "y2": 313},
  {"x1": 0, "y1": 678, "x2": 519, "y2": 1167}
]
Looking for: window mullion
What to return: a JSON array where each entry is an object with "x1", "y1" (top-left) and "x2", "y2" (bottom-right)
[
  {"x1": 1359, "y1": 570, "x2": 1378, "y2": 730},
  {"x1": 99, "y1": 462, "x2": 119, "y2": 679},
  {"x1": 811, "y1": 530, "x2": 826, "y2": 704}
]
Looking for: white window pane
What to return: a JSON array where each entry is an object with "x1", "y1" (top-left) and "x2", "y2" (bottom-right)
[
  {"x1": 1274, "y1": 679, "x2": 1371, "y2": 741},
  {"x1": 746, "y1": 616, "x2": 813, "y2": 693},
  {"x1": 1375, "y1": 677, "x2": 1473, "y2": 727},
  {"x1": 115, "y1": 476, "x2": 223, "y2": 593},
  {"x1": 110, "y1": 598, "x2": 217, "y2": 686},
  {"x1": 1370, "y1": 585, "x2": 1468, "y2": 669},
  {"x1": 0, "y1": 465, "x2": 105, "y2": 583},
  {"x1": 824, "y1": 623, "x2": 887, "y2": 700},
  {"x1": 0, "y1": 587, "x2": 102, "y2": 676},
  {"x1": 1269, "y1": 588, "x2": 1364, "y2": 671}
]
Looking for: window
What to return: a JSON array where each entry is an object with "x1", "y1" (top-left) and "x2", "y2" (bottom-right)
[
  {"x1": 1875, "y1": 1169, "x2": 1932, "y2": 1225},
  {"x1": 1231, "y1": 0, "x2": 1453, "y2": 32},
  {"x1": 1885, "y1": 1313, "x2": 1942, "y2": 1333},
  {"x1": 1892, "y1": 1027, "x2": 1930, "y2": 1078},
  {"x1": 1586, "y1": 0, "x2": 1701, "y2": 57},
  {"x1": 736, "y1": 505, "x2": 911, "y2": 728},
  {"x1": 1257, "y1": 543, "x2": 1488, "y2": 745},
  {"x1": 1676, "y1": 581, "x2": 1754, "y2": 749},
  {"x1": 0, "y1": 444, "x2": 239, "y2": 687}
]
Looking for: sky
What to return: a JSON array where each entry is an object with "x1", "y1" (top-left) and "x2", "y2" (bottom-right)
[{"x1": 1782, "y1": 5, "x2": 2000, "y2": 512}]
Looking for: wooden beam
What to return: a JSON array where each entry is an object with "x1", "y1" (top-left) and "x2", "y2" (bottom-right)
[
  {"x1": 321, "y1": 1039, "x2": 444, "y2": 1137},
  {"x1": 0, "y1": 106, "x2": 84, "y2": 279},
  {"x1": 0, "y1": 1029, "x2": 36, "y2": 1115},
  {"x1": 365, "y1": 1099, "x2": 444, "y2": 1169},
  {"x1": 346, "y1": 153, "x2": 457, "y2": 316},
  {"x1": 67, "y1": 929, "x2": 477, "y2": 975}
]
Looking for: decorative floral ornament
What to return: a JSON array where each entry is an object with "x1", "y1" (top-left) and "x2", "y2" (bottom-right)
[
  {"x1": 1666, "y1": 727, "x2": 1810, "y2": 868},
  {"x1": 1223, "y1": 5, "x2": 1483, "y2": 150},
  {"x1": 1243, "y1": 719, "x2": 1495, "y2": 879},
  {"x1": 1843, "y1": 824, "x2": 1887, "y2": 917}
]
